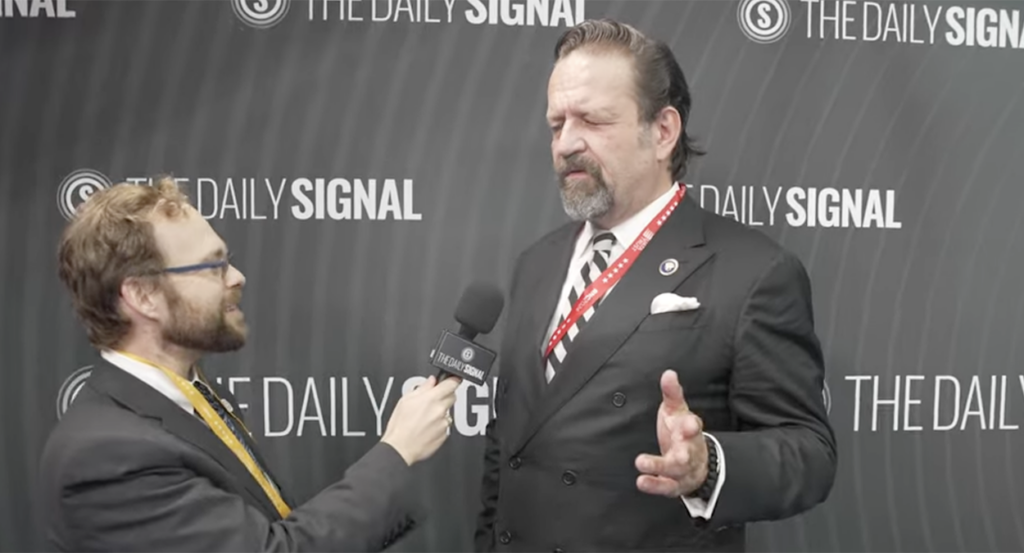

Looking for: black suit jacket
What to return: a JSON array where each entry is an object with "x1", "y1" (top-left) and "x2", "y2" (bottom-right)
[
  {"x1": 38, "y1": 360, "x2": 419, "y2": 552},
  {"x1": 474, "y1": 194, "x2": 838, "y2": 552}
]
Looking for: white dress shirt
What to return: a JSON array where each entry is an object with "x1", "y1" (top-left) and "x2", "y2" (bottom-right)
[
  {"x1": 101, "y1": 349, "x2": 197, "y2": 414},
  {"x1": 543, "y1": 183, "x2": 726, "y2": 520}
]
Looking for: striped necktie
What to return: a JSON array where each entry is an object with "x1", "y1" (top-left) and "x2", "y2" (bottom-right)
[
  {"x1": 545, "y1": 231, "x2": 617, "y2": 383},
  {"x1": 193, "y1": 379, "x2": 279, "y2": 492}
]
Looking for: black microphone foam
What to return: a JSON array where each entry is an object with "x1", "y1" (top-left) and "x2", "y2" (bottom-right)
[
  {"x1": 429, "y1": 282, "x2": 505, "y2": 386},
  {"x1": 453, "y1": 281, "x2": 505, "y2": 340}
]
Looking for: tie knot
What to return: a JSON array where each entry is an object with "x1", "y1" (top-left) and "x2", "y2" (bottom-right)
[
  {"x1": 592, "y1": 232, "x2": 616, "y2": 253},
  {"x1": 193, "y1": 380, "x2": 216, "y2": 400}
]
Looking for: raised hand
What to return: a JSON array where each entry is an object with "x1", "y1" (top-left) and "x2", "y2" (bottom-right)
[{"x1": 635, "y1": 369, "x2": 708, "y2": 497}]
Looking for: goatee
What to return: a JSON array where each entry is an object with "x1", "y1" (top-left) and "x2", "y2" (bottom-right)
[{"x1": 555, "y1": 154, "x2": 614, "y2": 222}]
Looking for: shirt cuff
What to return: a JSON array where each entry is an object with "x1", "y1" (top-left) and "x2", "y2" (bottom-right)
[{"x1": 680, "y1": 432, "x2": 726, "y2": 520}]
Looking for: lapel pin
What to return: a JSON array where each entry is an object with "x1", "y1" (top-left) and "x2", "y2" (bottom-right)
[{"x1": 659, "y1": 258, "x2": 679, "y2": 276}]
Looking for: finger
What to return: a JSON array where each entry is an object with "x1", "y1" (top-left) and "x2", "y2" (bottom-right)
[
  {"x1": 635, "y1": 452, "x2": 689, "y2": 480},
  {"x1": 414, "y1": 376, "x2": 436, "y2": 392},
  {"x1": 636, "y1": 474, "x2": 682, "y2": 497},
  {"x1": 667, "y1": 412, "x2": 702, "y2": 443},
  {"x1": 431, "y1": 376, "x2": 462, "y2": 397},
  {"x1": 681, "y1": 412, "x2": 702, "y2": 440},
  {"x1": 660, "y1": 370, "x2": 688, "y2": 412}
]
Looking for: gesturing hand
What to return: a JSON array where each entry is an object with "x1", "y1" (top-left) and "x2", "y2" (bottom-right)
[{"x1": 635, "y1": 370, "x2": 708, "y2": 497}]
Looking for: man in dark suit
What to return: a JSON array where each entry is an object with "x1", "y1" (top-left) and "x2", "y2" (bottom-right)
[
  {"x1": 40, "y1": 177, "x2": 460, "y2": 552},
  {"x1": 475, "y1": 19, "x2": 837, "y2": 552}
]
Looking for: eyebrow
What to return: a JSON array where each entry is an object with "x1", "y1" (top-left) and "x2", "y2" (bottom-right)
[
  {"x1": 587, "y1": 106, "x2": 619, "y2": 119},
  {"x1": 547, "y1": 106, "x2": 619, "y2": 122},
  {"x1": 200, "y1": 247, "x2": 228, "y2": 263}
]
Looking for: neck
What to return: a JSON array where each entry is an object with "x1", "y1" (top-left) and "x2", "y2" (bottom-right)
[
  {"x1": 593, "y1": 177, "x2": 675, "y2": 229},
  {"x1": 115, "y1": 337, "x2": 199, "y2": 379}
]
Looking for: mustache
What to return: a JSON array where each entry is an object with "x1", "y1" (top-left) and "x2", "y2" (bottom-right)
[{"x1": 557, "y1": 154, "x2": 600, "y2": 178}]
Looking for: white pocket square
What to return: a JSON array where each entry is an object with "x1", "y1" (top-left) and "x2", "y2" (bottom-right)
[{"x1": 650, "y1": 293, "x2": 700, "y2": 315}]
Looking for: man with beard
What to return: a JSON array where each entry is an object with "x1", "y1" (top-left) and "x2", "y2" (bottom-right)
[
  {"x1": 40, "y1": 177, "x2": 460, "y2": 552},
  {"x1": 474, "y1": 19, "x2": 837, "y2": 552}
]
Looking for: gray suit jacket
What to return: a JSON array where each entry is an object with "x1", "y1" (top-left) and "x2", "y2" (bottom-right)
[
  {"x1": 38, "y1": 360, "x2": 420, "y2": 552},
  {"x1": 475, "y1": 194, "x2": 838, "y2": 552}
]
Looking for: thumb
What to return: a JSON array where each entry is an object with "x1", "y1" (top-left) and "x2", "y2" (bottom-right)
[
  {"x1": 660, "y1": 370, "x2": 687, "y2": 411},
  {"x1": 416, "y1": 375, "x2": 437, "y2": 391}
]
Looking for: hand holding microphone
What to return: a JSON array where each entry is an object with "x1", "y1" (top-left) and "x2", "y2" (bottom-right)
[
  {"x1": 381, "y1": 375, "x2": 460, "y2": 466},
  {"x1": 380, "y1": 282, "x2": 505, "y2": 466}
]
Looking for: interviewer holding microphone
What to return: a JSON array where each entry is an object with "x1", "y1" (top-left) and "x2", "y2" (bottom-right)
[{"x1": 38, "y1": 177, "x2": 459, "y2": 552}]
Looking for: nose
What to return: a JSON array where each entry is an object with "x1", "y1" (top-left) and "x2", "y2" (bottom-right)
[
  {"x1": 552, "y1": 121, "x2": 586, "y2": 160},
  {"x1": 226, "y1": 264, "x2": 246, "y2": 288}
]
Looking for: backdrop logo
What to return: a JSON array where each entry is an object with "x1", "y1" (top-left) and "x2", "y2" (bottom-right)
[
  {"x1": 123, "y1": 175, "x2": 422, "y2": 221},
  {"x1": 689, "y1": 184, "x2": 902, "y2": 229},
  {"x1": 846, "y1": 374, "x2": 1024, "y2": 432},
  {"x1": 738, "y1": 0, "x2": 792, "y2": 43},
  {"x1": 56, "y1": 366, "x2": 93, "y2": 420},
  {"x1": 209, "y1": 374, "x2": 499, "y2": 438},
  {"x1": 232, "y1": 0, "x2": 290, "y2": 29},
  {"x1": 308, "y1": 0, "x2": 585, "y2": 27},
  {"x1": 57, "y1": 169, "x2": 112, "y2": 221},
  {"x1": 0, "y1": 0, "x2": 76, "y2": 18},
  {"x1": 797, "y1": 1, "x2": 1024, "y2": 49}
]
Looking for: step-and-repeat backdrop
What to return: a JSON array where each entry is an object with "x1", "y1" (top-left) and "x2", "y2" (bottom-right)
[{"x1": 3, "y1": 0, "x2": 1024, "y2": 551}]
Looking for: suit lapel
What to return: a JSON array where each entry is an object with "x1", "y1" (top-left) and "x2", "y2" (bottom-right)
[
  {"x1": 208, "y1": 379, "x2": 298, "y2": 508},
  {"x1": 516, "y1": 222, "x2": 581, "y2": 407},
  {"x1": 89, "y1": 361, "x2": 284, "y2": 519},
  {"x1": 511, "y1": 195, "x2": 714, "y2": 453}
]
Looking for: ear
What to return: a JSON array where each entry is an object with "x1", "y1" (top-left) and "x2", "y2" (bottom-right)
[
  {"x1": 652, "y1": 106, "x2": 683, "y2": 165},
  {"x1": 119, "y1": 277, "x2": 164, "y2": 321}
]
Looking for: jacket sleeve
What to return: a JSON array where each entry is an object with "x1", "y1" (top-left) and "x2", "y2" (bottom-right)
[
  {"x1": 704, "y1": 250, "x2": 838, "y2": 528},
  {"x1": 56, "y1": 435, "x2": 419, "y2": 552}
]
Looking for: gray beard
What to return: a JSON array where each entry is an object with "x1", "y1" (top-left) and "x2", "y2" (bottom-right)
[{"x1": 559, "y1": 180, "x2": 615, "y2": 222}]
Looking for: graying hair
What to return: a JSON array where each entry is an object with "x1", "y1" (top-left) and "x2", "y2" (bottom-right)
[{"x1": 554, "y1": 19, "x2": 705, "y2": 180}]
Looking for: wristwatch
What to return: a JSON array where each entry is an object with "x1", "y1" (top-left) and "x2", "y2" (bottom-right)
[{"x1": 693, "y1": 434, "x2": 719, "y2": 502}]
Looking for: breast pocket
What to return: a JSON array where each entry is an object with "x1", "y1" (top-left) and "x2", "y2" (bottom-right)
[{"x1": 634, "y1": 309, "x2": 705, "y2": 332}]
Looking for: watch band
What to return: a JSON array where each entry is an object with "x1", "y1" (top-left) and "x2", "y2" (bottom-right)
[{"x1": 694, "y1": 434, "x2": 719, "y2": 502}]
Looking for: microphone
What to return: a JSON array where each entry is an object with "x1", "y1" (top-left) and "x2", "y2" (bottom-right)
[{"x1": 428, "y1": 282, "x2": 504, "y2": 386}]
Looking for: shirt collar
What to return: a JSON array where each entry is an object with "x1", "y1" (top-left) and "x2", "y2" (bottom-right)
[
  {"x1": 576, "y1": 182, "x2": 681, "y2": 259},
  {"x1": 101, "y1": 349, "x2": 197, "y2": 414}
]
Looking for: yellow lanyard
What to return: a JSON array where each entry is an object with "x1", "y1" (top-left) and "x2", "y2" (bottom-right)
[{"x1": 116, "y1": 351, "x2": 292, "y2": 518}]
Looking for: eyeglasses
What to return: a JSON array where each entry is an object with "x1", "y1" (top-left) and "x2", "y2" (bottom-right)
[{"x1": 160, "y1": 253, "x2": 234, "y2": 278}]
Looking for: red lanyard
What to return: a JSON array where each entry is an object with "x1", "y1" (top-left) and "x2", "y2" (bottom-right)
[{"x1": 544, "y1": 183, "x2": 687, "y2": 359}]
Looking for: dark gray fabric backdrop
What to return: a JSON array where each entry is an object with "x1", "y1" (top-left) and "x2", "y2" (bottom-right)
[{"x1": 3, "y1": 0, "x2": 1024, "y2": 551}]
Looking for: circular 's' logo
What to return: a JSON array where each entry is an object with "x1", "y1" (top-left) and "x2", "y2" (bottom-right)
[
  {"x1": 232, "y1": 0, "x2": 290, "y2": 29},
  {"x1": 738, "y1": 0, "x2": 791, "y2": 44},
  {"x1": 57, "y1": 169, "x2": 112, "y2": 221},
  {"x1": 461, "y1": 347, "x2": 475, "y2": 363},
  {"x1": 56, "y1": 365, "x2": 93, "y2": 420},
  {"x1": 822, "y1": 381, "x2": 832, "y2": 415}
]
